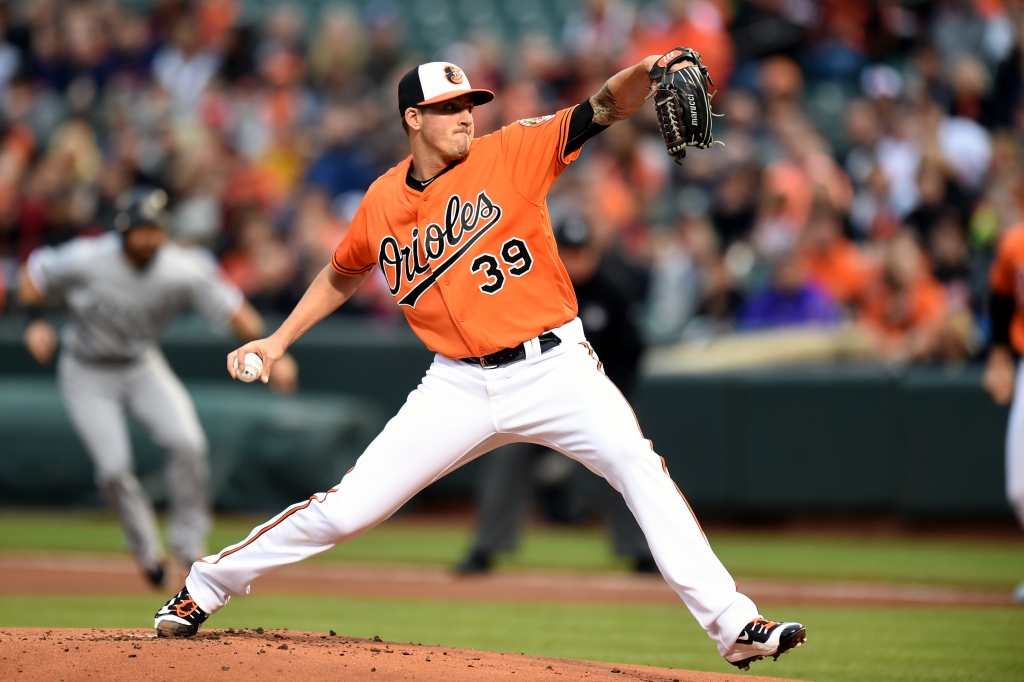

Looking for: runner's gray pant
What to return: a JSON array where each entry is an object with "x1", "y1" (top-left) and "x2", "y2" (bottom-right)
[{"x1": 58, "y1": 349, "x2": 211, "y2": 570}]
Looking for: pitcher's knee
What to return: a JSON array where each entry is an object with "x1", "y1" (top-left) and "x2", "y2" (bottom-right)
[
  {"x1": 319, "y1": 502, "x2": 386, "y2": 542},
  {"x1": 596, "y1": 441, "x2": 662, "y2": 484},
  {"x1": 326, "y1": 513, "x2": 374, "y2": 541}
]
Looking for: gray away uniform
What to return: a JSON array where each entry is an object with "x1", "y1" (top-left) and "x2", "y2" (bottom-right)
[{"x1": 28, "y1": 233, "x2": 242, "y2": 569}]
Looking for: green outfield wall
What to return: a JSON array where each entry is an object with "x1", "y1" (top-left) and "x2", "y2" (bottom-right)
[{"x1": 0, "y1": 318, "x2": 1012, "y2": 517}]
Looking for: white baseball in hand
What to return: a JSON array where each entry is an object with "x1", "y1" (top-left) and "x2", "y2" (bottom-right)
[{"x1": 234, "y1": 352, "x2": 263, "y2": 383}]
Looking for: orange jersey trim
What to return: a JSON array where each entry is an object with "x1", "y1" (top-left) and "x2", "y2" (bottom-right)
[{"x1": 331, "y1": 250, "x2": 374, "y2": 277}]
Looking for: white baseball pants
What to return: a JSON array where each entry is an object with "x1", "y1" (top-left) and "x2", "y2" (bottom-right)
[
  {"x1": 186, "y1": 318, "x2": 759, "y2": 654},
  {"x1": 1006, "y1": 360, "x2": 1024, "y2": 527}
]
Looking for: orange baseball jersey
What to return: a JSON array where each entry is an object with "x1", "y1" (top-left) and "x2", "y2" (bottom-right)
[
  {"x1": 332, "y1": 107, "x2": 585, "y2": 358},
  {"x1": 989, "y1": 224, "x2": 1024, "y2": 354}
]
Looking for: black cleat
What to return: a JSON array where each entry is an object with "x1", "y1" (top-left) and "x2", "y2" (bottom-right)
[
  {"x1": 456, "y1": 551, "x2": 493, "y2": 574},
  {"x1": 154, "y1": 587, "x2": 209, "y2": 637},
  {"x1": 144, "y1": 564, "x2": 166, "y2": 589},
  {"x1": 724, "y1": 617, "x2": 806, "y2": 671}
]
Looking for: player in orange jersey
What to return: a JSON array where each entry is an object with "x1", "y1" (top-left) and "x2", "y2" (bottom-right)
[
  {"x1": 155, "y1": 55, "x2": 806, "y2": 670},
  {"x1": 983, "y1": 224, "x2": 1024, "y2": 602}
]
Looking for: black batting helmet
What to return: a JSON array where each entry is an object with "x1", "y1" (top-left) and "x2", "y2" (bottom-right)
[{"x1": 112, "y1": 186, "x2": 170, "y2": 233}]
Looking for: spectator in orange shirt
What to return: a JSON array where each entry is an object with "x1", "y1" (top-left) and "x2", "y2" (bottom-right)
[
  {"x1": 764, "y1": 118, "x2": 853, "y2": 230},
  {"x1": 799, "y1": 199, "x2": 872, "y2": 307},
  {"x1": 858, "y1": 231, "x2": 962, "y2": 362},
  {"x1": 623, "y1": 0, "x2": 734, "y2": 89}
]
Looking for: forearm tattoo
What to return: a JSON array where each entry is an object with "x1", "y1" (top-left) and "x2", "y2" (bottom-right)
[{"x1": 589, "y1": 83, "x2": 630, "y2": 126}]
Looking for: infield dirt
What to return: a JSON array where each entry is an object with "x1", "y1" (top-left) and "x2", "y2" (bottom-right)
[
  {"x1": 1, "y1": 628, "x2": 801, "y2": 682},
  {"x1": 0, "y1": 555, "x2": 1011, "y2": 606}
]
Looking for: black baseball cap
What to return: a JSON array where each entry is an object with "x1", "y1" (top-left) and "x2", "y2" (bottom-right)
[
  {"x1": 397, "y1": 62, "x2": 494, "y2": 117},
  {"x1": 553, "y1": 215, "x2": 592, "y2": 248}
]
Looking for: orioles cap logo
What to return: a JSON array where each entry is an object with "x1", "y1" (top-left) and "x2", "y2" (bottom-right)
[
  {"x1": 444, "y1": 65, "x2": 464, "y2": 84},
  {"x1": 657, "y1": 49, "x2": 682, "y2": 67}
]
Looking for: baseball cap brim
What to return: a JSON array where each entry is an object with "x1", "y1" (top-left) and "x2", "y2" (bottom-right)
[{"x1": 418, "y1": 89, "x2": 494, "y2": 107}]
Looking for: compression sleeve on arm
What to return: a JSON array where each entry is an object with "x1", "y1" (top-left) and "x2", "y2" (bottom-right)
[
  {"x1": 991, "y1": 292, "x2": 1014, "y2": 347},
  {"x1": 564, "y1": 100, "x2": 609, "y2": 156}
]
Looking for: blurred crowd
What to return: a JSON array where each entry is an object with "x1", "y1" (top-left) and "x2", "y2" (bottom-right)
[{"x1": 2, "y1": 0, "x2": 1024, "y2": 364}]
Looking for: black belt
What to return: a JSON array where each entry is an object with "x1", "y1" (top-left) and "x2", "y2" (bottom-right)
[{"x1": 461, "y1": 332, "x2": 561, "y2": 369}]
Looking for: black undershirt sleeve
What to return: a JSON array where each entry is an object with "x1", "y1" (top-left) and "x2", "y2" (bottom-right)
[
  {"x1": 564, "y1": 100, "x2": 609, "y2": 156},
  {"x1": 991, "y1": 292, "x2": 1014, "y2": 347}
]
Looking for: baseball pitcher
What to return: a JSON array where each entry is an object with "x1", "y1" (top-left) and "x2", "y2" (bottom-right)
[
  {"x1": 154, "y1": 50, "x2": 806, "y2": 670},
  {"x1": 19, "y1": 187, "x2": 298, "y2": 587}
]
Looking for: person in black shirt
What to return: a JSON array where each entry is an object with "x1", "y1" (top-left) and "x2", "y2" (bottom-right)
[{"x1": 556, "y1": 214, "x2": 645, "y2": 394}]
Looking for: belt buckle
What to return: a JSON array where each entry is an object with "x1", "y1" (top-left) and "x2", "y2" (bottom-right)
[{"x1": 478, "y1": 356, "x2": 498, "y2": 370}]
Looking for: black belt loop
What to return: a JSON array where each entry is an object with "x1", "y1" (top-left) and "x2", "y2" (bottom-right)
[{"x1": 462, "y1": 332, "x2": 561, "y2": 369}]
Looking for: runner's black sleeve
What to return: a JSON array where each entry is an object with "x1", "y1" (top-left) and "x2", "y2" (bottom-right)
[
  {"x1": 564, "y1": 100, "x2": 609, "y2": 156},
  {"x1": 991, "y1": 292, "x2": 1014, "y2": 347}
]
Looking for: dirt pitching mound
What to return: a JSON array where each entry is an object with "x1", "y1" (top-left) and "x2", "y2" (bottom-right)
[{"x1": 1, "y1": 628, "x2": 802, "y2": 682}]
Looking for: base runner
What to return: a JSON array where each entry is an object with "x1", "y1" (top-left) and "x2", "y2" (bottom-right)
[
  {"x1": 983, "y1": 223, "x2": 1024, "y2": 602},
  {"x1": 18, "y1": 187, "x2": 297, "y2": 586},
  {"x1": 154, "y1": 50, "x2": 807, "y2": 670}
]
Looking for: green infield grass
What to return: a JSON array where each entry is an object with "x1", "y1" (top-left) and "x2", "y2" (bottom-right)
[
  {"x1": 0, "y1": 593, "x2": 1021, "y2": 682},
  {"x1": 1, "y1": 511, "x2": 1022, "y2": 589}
]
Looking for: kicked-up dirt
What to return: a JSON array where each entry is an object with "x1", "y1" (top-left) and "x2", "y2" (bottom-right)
[{"x1": 0, "y1": 628, "x2": 804, "y2": 681}]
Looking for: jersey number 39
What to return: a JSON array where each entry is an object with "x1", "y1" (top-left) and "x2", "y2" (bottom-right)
[{"x1": 470, "y1": 238, "x2": 533, "y2": 295}]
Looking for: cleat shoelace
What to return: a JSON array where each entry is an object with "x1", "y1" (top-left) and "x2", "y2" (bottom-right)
[{"x1": 748, "y1": 618, "x2": 780, "y2": 635}]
